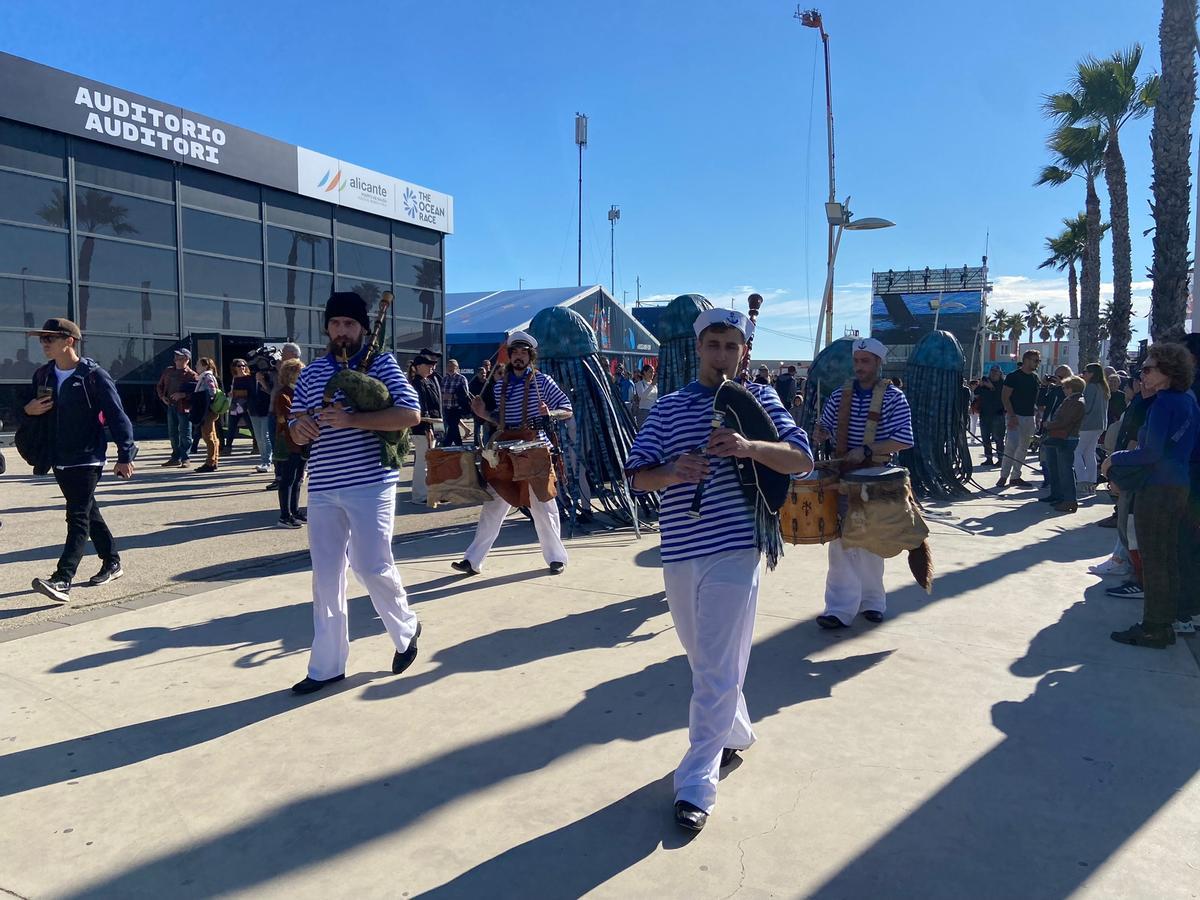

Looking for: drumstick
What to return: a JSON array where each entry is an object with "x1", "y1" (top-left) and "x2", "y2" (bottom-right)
[{"x1": 687, "y1": 375, "x2": 728, "y2": 518}]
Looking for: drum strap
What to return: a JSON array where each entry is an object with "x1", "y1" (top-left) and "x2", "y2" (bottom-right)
[
  {"x1": 836, "y1": 380, "x2": 887, "y2": 457},
  {"x1": 497, "y1": 371, "x2": 536, "y2": 432}
]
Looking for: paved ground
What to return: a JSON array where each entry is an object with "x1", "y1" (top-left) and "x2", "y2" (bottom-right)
[{"x1": 1, "y1": 443, "x2": 1198, "y2": 898}]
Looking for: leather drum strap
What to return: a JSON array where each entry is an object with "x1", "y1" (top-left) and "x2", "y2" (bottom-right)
[
  {"x1": 836, "y1": 379, "x2": 854, "y2": 457},
  {"x1": 863, "y1": 381, "x2": 886, "y2": 447}
]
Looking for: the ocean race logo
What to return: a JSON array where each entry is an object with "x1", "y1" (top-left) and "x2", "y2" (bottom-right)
[{"x1": 402, "y1": 185, "x2": 447, "y2": 226}]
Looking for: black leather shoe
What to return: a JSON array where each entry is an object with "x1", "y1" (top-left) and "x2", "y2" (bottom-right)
[
  {"x1": 1111, "y1": 622, "x2": 1175, "y2": 649},
  {"x1": 862, "y1": 610, "x2": 884, "y2": 623},
  {"x1": 674, "y1": 800, "x2": 708, "y2": 832},
  {"x1": 451, "y1": 559, "x2": 479, "y2": 576},
  {"x1": 291, "y1": 674, "x2": 345, "y2": 695},
  {"x1": 549, "y1": 561, "x2": 565, "y2": 575},
  {"x1": 816, "y1": 614, "x2": 847, "y2": 630},
  {"x1": 392, "y1": 622, "x2": 422, "y2": 674},
  {"x1": 721, "y1": 748, "x2": 740, "y2": 768}
]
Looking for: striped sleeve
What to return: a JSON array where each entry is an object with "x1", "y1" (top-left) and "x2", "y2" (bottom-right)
[
  {"x1": 539, "y1": 372, "x2": 571, "y2": 412},
  {"x1": 819, "y1": 388, "x2": 843, "y2": 432},
  {"x1": 624, "y1": 402, "x2": 667, "y2": 474},
  {"x1": 371, "y1": 353, "x2": 420, "y2": 410},
  {"x1": 877, "y1": 386, "x2": 914, "y2": 445},
  {"x1": 750, "y1": 384, "x2": 812, "y2": 456}
]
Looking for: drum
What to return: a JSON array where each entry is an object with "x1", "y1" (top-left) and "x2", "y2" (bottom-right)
[
  {"x1": 780, "y1": 468, "x2": 841, "y2": 545},
  {"x1": 426, "y1": 447, "x2": 491, "y2": 508},
  {"x1": 838, "y1": 465, "x2": 928, "y2": 559},
  {"x1": 481, "y1": 440, "x2": 558, "y2": 507}
]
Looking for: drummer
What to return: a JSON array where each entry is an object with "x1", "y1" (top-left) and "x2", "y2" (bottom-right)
[
  {"x1": 455, "y1": 331, "x2": 572, "y2": 576},
  {"x1": 812, "y1": 337, "x2": 914, "y2": 628},
  {"x1": 408, "y1": 350, "x2": 442, "y2": 505}
]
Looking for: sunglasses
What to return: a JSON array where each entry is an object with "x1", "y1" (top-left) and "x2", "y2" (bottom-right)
[
  {"x1": 38, "y1": 334, "x2": 66, "y2": 344},
  {"x1": 1140, "y1": 364, "x2": 1159, "y2": 374}
]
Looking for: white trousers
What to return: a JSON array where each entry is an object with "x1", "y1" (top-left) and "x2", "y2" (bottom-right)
[
  {"x1": 823, "y1": 538, "x2": 886, "y2": 625},
  {"x1": 1074, "y1": 429, "x2": 1101, "y2": 484},
  {"x1": 412, "y1": 434, "x2": 430, "y2": 502},
  {"x1": 306, "y1": 481, "x2": 419, "y2": 680},
  {"x1": 663, "y1": 548, "x2": 760, "y2": 813},
  {"x1": 463, "y1": 486, "x2": 567, "y2": 571}
]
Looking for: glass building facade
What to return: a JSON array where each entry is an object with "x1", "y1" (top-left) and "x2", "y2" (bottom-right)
[{"x1": 0, "y1": 116, "x2": 445, "y2": 430}]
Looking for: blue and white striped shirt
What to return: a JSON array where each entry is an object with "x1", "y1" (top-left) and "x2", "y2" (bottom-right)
[
  {"x1": 290, "y1": 351, "x2": 419, "y2": 493},
  {"x1": 491, "y1": 370, "x2": 571, "y2": 438},
  {"x1": 625, "y1": 381, "x2": 812, "y2": 563},
  {"x1": 819, "y1": 383, "x2": 914, "y2": 450}
]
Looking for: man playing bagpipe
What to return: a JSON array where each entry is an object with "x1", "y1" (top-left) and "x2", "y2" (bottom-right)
[{"x1": 624, "y1": 308, "x2": 813, "y2": 832}]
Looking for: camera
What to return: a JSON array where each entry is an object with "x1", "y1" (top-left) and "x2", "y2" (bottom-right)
[{"x1": 246, "y1": 344, "x2": 282, "y2": 375}]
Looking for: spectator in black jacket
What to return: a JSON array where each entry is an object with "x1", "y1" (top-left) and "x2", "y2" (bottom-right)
[
  {"x1": 22, "y1": 318, "x2": 136, "y2": 604},
  {"x1": 974, "y1": 366, "x2": 1006, "y2": 466}
]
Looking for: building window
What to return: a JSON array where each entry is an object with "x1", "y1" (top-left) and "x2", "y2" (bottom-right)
[
  {"x1": 268, "y1": 266, "x2": 332, "y2": 308},
  {"x1": 394, "y1": 318, "x2": 443, "y2": 354},
  {"x1": 184, "y1": 297, "x2": 264, "y2": 333},
  {"x1": 77, "y1": 235, "x2": 176, "y2": 291},
  {"x1": 183, "y1": 253, "x2": 263, "y2": 301},
  {"x1": 0, "y1": 169, "x2": 68, "y2": 228},
  {"x1": 336, "y1": 207, "x2": 391, "y2": 246},
  {"x1": 268, "y1": 305, "x2": 316, "y2": 343},
  {"x1": 264, "y1": 189, "x2": 332, "y2": 235},
  {"x1": 335, "y1": 277, "x2": 389, "y2": 311},
  {"x1": 268, "y1": 226, "x2": 332, "y2": 271},
  {"x1": 394, "y1": 252, "x2": 443, "y2": 291},
  {"x1": 0, "y1": 119, "x2": 66, "y2": 178},
  {"x1": 76, "y1": 187, "x2": 176, "y2": 246},
  {"x1": 1, "y1": 224, "x2": 69, "y2": 279},
  {"x1": 78, "y1": 335, "x2": 175, "y2": 382},
  {"x1": 0, "y1": 277, "x2": 71, "y2": 330},
  {"x1": 389, "y1": 285, "x2": 442, "y2": 321},
  {"x1": 73, "y1": 140, "x2": 174, "y2": 201},
  {"x1": 392, "y1": 220, "x2": 441, "y2": 259},
  {"x1": 179, "y1": 167, "x2": 261, "y2": 219},
  {"x1": 77, "y1": 285, "x2": 179, "y2": 336},
  {"x1": 336, "y1": 240, "x2": 390, "y2": 282},
  {"x1": 182, "y1": 208, "x2": 263, "y2": 260}
]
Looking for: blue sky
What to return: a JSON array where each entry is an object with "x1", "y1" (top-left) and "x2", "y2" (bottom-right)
[{"x1": 1, "y1": 0, "x2": 1185, "y2": 360}]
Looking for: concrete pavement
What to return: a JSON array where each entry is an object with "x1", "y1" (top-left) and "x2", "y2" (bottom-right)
[{"x1": 1, "y1": 448, "x2": 1199, "y2": 898}]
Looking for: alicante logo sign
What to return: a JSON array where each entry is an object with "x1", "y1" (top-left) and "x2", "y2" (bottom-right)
[{"x1": 317, "y1": 169, "x2": 345, "y2": 192}]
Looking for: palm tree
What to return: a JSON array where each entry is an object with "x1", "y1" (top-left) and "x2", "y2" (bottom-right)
[
  {"x1": 1099, "y1": 299, "x2": 1115, "y2": 343},
  {"x1": 1039, "y1": 320, "x2": 1053, "y2": 342},
  {"x1": 1007, "y1": 312, "x2": 1026, "y2": 356},
  {"x1": 986, "y1": 309, "x2": 1009, "y2": 341},
  {"x1": 1022, "y1": 301, "x2": 1046, "y2": 346},
  {"x1": 1149, "y1": 0, "x2": 1197, "y2": 341},
  {"x1": 1036, "y1": 124, "x2": 1106, "y2": 370},
  {"x1": 1048, "y1": 312, "x2": 1069, "y2": 358},
  {"x1": 1045, "y1": 46, "x2": 1157, "y2": 371}
]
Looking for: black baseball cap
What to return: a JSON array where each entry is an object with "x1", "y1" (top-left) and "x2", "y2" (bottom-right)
[{"x1": 27, "y1": 317, "x2": 81, "y2": 340}]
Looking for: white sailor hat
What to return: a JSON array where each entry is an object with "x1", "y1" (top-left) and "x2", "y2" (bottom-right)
[
  {"x1": 506, "y1": 330, "x2": 538, "y2": 349},
  {"x1": 693, "y1": 308, "x2": 754, "y2": 340},
  {"x1": 852, "y1": 337, "x2": 888, "y2": 360}
]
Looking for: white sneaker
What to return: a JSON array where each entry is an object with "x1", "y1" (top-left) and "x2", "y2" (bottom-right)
[
  {"x1": 1174, "y1": 619, "x2": 1196, "y2": 634},
  {"x1": 254, "y1": 464, "x2": 271, "y2": 473},
  {"x1": 1089, "y1": 558, "x2": 1131, "y2": 576}
]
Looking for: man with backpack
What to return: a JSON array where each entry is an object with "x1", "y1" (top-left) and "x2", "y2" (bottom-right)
[{"x1": 20, "y1": 318, "x2": 137, "y2": 603}]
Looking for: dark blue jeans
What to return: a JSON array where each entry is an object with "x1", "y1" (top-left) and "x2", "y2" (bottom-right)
[
  {"x1": 1042, "y1": 436, "x2": 1078, "y2": 502},
  {"x1": 275, "y1": 452, "x2": 306, "y2": 519},
  {"x1": 166, "y1": 407, "x2": 192, "y2": 462}
]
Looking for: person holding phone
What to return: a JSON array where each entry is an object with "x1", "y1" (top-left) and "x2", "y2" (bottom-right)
[{"x1": 22, "y1": 318, "x2": 137, "y2": 604}]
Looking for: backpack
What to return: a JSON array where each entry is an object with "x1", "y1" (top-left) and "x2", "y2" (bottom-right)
[{"x1": 209, "y1": 389, "x2": 231, "y2": 417}]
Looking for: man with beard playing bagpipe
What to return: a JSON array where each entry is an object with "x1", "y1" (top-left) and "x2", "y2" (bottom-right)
[
  {"x1": 453, "y1": 330, "x2": 572, "y2": 576},
  {"x1": 286, "y1": 291, "x2": 423, "y2": 694},
  {"x1": 624, "y1": 307, "x2": 813, "y2": 832}
]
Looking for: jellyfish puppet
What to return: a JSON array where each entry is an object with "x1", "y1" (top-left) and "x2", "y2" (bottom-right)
[
  {"x1": 656, "y1": 293, "x2": 713, "y2": 397},
  {"x1": 528, "y1": 306, "x2": 659, "y2": 534},
  {"x1": 900, "y1": 330, "x2": 973, "y2": 499},
  {"x1": 799, "y1": 337, "x2": 857, "y2": 459}
]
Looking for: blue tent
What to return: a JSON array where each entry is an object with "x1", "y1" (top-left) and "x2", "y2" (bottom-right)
[{"x1": 446, "y1": 285, "x2": 659, "y2": 374}]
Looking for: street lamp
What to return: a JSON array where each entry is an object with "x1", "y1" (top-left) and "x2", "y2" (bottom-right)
[
  {"x1": 608, "y1": 204, "x2": 620, "y2": 298},
  {"x1": 810, "y1": 198, "x2": 895, "y2": 356},
  {"x1": 930, "y1": 298, "x2": 965, "y2": 332},
  {"x1": 575, "y1": 113, "x2": 588, "y2": 287}
]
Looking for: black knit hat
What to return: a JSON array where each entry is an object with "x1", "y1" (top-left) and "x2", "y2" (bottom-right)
[{"x1": 324, "y1": 291, "x2": 370, "y2": 331}]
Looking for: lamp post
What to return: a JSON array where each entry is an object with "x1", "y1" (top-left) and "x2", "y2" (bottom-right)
[
  {"x1": 797, "y1": 6, "x2": 837, "y2": 346},
  {"x1": 575, "y1": 113, "x2": 588, "y2": 287},
  {"x1": 930, "y1": 298, "x2": 965, "y2": 332},
  {"x1": 608, "y1": 204, "x2": 620, "y2": 298},
  {"x1": 810, "y1": 198, "x2": 894, "y2": 357}
]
